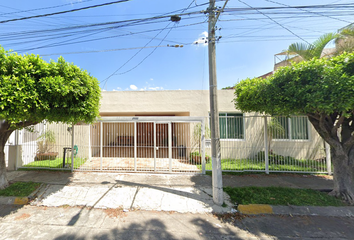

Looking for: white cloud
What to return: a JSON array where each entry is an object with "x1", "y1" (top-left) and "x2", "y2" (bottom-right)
[
  {"x1": 148, "y1": 87, "x2": 163, "y2": 90},
  {"x1": 194, "y1": 31, "x2": 208, "y2": 46},
  {"x1": 150, "y1": 78, "x2": 154, "y2": 81},
  {"x1": 130, "y1": 85, "x2": 138, "y2": 90},
  {"x1": 117, "y1": 87, "x2": 121, "y2": 90}
]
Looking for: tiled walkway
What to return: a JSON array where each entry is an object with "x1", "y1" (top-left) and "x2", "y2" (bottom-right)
[{"x1": 78, "y1": 157, "x2": 200, "y2": 172}]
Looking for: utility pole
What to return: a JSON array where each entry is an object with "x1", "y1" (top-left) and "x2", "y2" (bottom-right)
[{"x1": 208, "y1": 0, "x2": 223, "y2": 205}]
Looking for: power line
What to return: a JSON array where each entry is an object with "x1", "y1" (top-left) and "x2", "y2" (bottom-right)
[
  {"x1": 237, "y1": 0, "x2": 312, "y2": 45},
  {"x1": 263, "y1": 0, "x2": 352, "y2": 23},
  {"x1": 40, "y1": 45, "x2": 187, "y2": 56},
  {"x1": 101, "y1": 22, "x2": 174, "y2": 87},
  {"x1": 0, "y1": 0, "x2": 95, "y2": 17},
  {"x1": 102, "y1": 0, "x2": 196, "y2": 87},
  {"x1": 0, "y1": 0, "x2": 132, "y2": 24},
  {"x1": 13, "y1": 21, "x2": 204, "y2": 53}
]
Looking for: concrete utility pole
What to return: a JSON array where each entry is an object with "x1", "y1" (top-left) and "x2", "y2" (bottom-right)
[{"x1": 208, "y1": 0, "x2": 223, "y2": 205}]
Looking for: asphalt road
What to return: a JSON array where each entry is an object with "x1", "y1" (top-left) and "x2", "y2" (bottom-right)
[{"x1": 1, "y1": 204, "x2": 354, "y2": 240}]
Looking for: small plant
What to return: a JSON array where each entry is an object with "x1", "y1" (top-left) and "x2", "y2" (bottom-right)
[
  {"x1": 190, "y1": 152, "x2": 211, "y2": 164},
  {"x1": 205, "y1": 154, "x2": 211, "y2": 163},
  {"x1": 37, "y1": 130, "x2": 56, "y2": 153},
  {"x1": 193, "y1": 123, "x2": 211, "y2": 153},
  {"x1": 190, "y1": 151, "x2": 201, "y2": 164},
  {"x1": 35, "y1": 130, "x2": 58, "y2": 161}
]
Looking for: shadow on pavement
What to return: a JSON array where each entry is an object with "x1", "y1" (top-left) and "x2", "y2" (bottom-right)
[
  {"x1": 230, "y1": 214, "x2": 354, "y2": 239},
  {"x1": 0, "y1": 204, "x2": 23, "y2": 218},
  {"x1": 52, "y1": 216, "x2": 253, "y2": 240}
]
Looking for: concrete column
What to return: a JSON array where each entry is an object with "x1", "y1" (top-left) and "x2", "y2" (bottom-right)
[{"x1": 264, "y1": 116, "x2": 269, "y2": 174}]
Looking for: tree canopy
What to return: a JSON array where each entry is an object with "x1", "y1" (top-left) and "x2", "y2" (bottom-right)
[
  {"x1": 0, "y1": 47, "x2": 101, "y2": 128},
  {"x1": 0, "y1": 47, "x2": 101, "y2": 189},
  {"x1": 234, "y1": 52, "x2": 354, "y2": 118},
  {"x1": 234, "y1": 52, "x2": 354, "y2": 204},
  {"x1": 287, "y1": 32, "x2": 338, "y2": 61}
]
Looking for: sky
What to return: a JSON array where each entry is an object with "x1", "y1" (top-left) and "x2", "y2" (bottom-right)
[{"x1": 1, "y1": 0, "x2": 354, "y2": 91}]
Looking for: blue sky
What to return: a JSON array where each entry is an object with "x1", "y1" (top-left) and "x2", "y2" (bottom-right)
[{"x1": 1, "y1": 0, "x2": 354, "y2": 91}]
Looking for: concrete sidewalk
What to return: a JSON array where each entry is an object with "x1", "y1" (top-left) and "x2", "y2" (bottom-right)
[
  {"x1": 7, "y1": 171, "x2": 232, "y2": 213},
  {"x1": 5, "y1": 170, "x2": 350, "y2": 216}
]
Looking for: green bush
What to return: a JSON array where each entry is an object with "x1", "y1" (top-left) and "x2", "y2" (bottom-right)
[{"x1": 255, "y1": 151, "x2": 296, "y2": 164}]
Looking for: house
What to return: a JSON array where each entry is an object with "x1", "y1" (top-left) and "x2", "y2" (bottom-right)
[
  {"x1": 89, "y1": 90, "x2": 324, "y2": 163},
  {"x1": 7, "y1": 89, "x2": 326, "y2": 173}
]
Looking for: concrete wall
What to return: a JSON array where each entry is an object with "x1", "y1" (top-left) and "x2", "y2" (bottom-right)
[
  {"x1": 98, "y1": 90, "x2": 325, "y2": 160},
  {"x1": 100, "y1": 90, "x2": 236, "y2": 117}
]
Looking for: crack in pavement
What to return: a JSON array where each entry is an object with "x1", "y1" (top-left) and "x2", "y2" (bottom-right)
[{"x1": 130, "y1": 186, "x2": 141, "y2": 210}]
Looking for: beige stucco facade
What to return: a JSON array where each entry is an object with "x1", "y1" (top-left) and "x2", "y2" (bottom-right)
[
  {"x1": 13, "y1": 89, "x2": 325, "y2": 168},
  {"x1": 100, "y1": 90, "x2": 238, "y2": 117},
  {"x1": 97, "y1": 90, "x2": 325, "y2": 161}
]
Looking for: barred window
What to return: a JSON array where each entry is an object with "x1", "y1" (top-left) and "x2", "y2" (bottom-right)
[
  {"x1": 219, "y1": 113, "x2": 244, "y2": 139},
  {"x1": 273, "y1": 116, "x2": 309, "y2": 140}
]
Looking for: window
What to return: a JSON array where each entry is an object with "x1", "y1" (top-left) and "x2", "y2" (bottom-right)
[
  {"x1": 272, "y1": 116, "x2": 309, "y2": 140},
  {"x1": 218, "y1": 113, "x2": 244, "y2": 139}
]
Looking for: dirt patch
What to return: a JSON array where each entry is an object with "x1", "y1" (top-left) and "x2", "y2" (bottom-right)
[
  {"x1": 104, "y1": 208, "x2": 126, "y2": 218},
  {"x1": 15, "y1": 213, "x2": 30, "y2": 220},
  {"x1": 213, "y1": 212, "x2": 249, "y2": 224}
]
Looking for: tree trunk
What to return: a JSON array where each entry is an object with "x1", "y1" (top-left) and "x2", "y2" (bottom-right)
[
  {"x1": 0, "y1": 121, "x2": 14, "y2": 189},
  {"x1": 329, "y1": 147, "x2": 354, "y2": 205},
  {"x1": 0, "y1": 147, "x2": 8, "y2": 190}
]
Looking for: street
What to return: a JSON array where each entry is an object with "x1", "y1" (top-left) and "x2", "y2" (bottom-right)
[{"x1": 1, "y1": 204, "x2": 354, "y2": 240}]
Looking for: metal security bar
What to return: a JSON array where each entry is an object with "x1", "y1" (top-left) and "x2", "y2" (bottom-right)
[
  {"x1": 205, "y1": 115, "x2": 328, "y2": 174},
  {"x1": 7, "y1": 115, "x2": 330, "y2": 174},
  {"x1": 78, "y1": 117, "x2": 205, "y2": 174}
]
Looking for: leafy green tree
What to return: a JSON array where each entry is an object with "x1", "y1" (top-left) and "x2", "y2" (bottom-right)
[
  {"x1": 0, "y1": 47, "x2": 101, "y2": 189},
  {"x1": 234, "y1": 52, "x2": 354, "y2": 205}
]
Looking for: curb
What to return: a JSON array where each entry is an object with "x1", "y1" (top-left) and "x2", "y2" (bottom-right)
[
  {"x1": 237, "y1": 204, "x2": 354, "y2": 217},
  {"x1": 0, "y1": 183, "x2": 46, "y2": 206},
  {"x1": 0, "y1": 196, "x2": 29, "y2": 205},
  {"x1": 237, "y1": 204, "x2": 274, "y2": 215}
]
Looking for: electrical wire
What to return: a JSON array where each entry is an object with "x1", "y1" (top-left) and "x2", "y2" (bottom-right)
[
  {"x1": 102, "y1": 0, "x2": 197, "y2": 88},
  {"x1": 263, "y1": 0, "x2": 351, "y2": 23},
  {"x1": 0, "y1": 0, "x2": 133, "y2": 24},
  {"x1": 0, "y1": 0, "x2": 95, "y2": 17},
  {"x1": 237, "y1": 0, "x2": 312, "y2": 45}
]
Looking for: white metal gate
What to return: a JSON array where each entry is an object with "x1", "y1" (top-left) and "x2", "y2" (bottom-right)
[{"x1": 79, "y1": 117, "x2": 206, "y2": 174}]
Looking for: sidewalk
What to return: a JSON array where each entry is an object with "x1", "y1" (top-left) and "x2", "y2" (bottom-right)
[
  {"x1": 7, "y1": 171, "x2": 232, "y2": 213},
  {"x1": 5, "y1": 170, "x2": 353, "y2": 216}
]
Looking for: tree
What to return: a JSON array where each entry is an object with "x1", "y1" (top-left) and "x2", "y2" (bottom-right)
[
  {"x1": 0, "y1": 47, "x2": 101, "y2": 189},
  {"x1": 287, "y1": 32, "x2": 338, "y2": 61},
  {"x1": 234, "y1": 52, "x2": 354, "y2": 205},
  {"x1": 336, "y1": 25, "x2": 354, "y2": 55}
]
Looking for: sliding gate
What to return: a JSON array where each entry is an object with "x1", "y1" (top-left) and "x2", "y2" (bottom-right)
[{"x1": 80, "y1": 117, "x2": 206, "y2": 173}]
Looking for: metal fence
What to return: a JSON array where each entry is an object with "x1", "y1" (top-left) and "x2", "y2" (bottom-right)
[
  {"x1": 12, "y1": 117, "x2": 206, "y2": 174},
  {"x1": 7, "y1": 115, "x2": 331, "y2": 174},
  {"x1": 204, "y1": 115, "x2": 330, "y2": 174}
]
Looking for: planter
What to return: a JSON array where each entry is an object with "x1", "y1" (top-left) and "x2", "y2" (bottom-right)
[
  {"x1": 35, "y1": 152, "x2": 58, "y2": 161},
  {"x1": 191, "y1": 156, "x2": 202, "y2": 164}
]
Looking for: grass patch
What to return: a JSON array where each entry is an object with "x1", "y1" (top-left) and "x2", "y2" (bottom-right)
[
  {"x1": 0, "y1": 182, "x2": 42, "y2": 197},
  {"x1": 198, "y1": 158, "x2": 327, "y2": 173},
  {"x1": 224, "y1": 186, "x2": 345, "y2": 206},
  {"x1": 22, "y1": 157, "x2": 86, "y2": 169}
]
